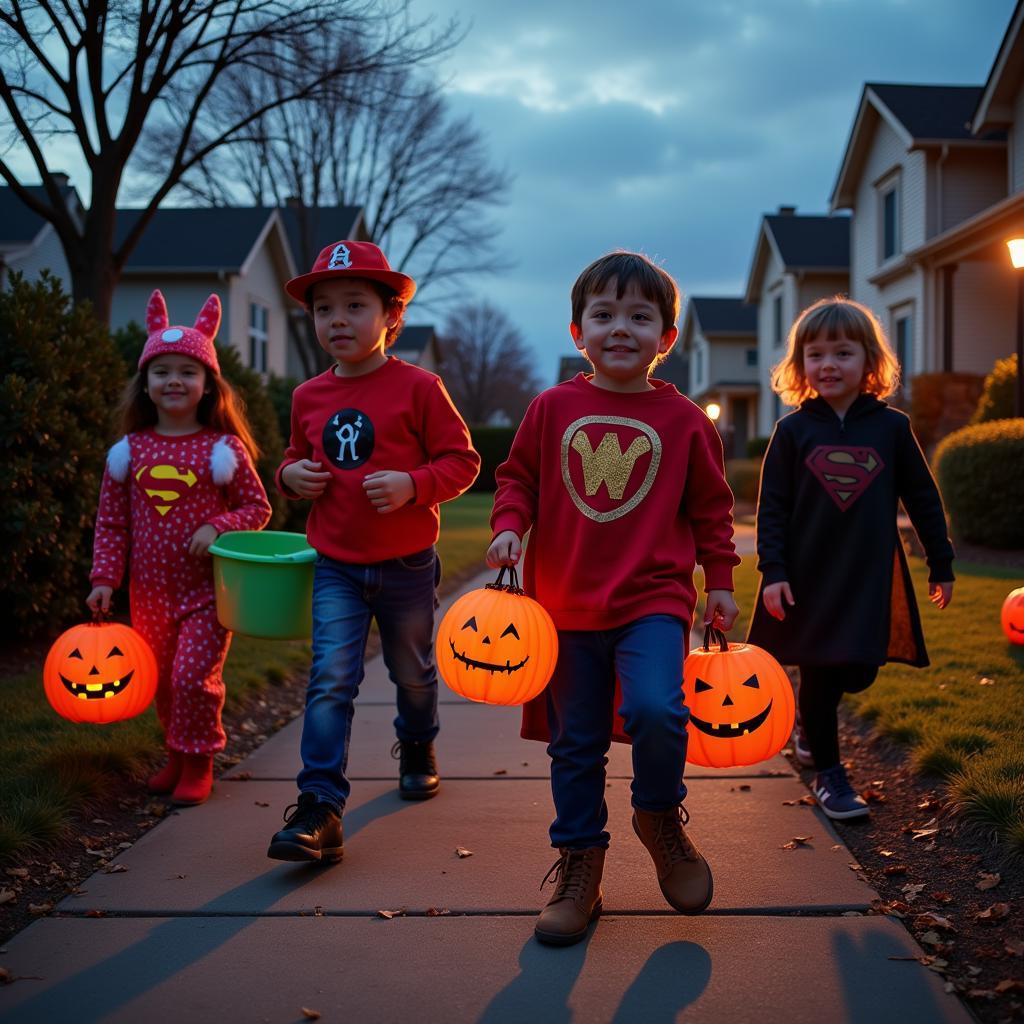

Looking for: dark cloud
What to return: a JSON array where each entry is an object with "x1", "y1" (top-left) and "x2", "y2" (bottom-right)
[{"x1": 416, "y1": 0, "x2": 1016, "y2": 386}]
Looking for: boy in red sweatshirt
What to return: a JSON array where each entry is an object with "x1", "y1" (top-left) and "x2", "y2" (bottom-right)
[
  {"x1": 488, "y1": 251, "x2": 739, "y2": 945},
  {"x1": 267, "y1": 242, "x2": 480, "y2": 864}
]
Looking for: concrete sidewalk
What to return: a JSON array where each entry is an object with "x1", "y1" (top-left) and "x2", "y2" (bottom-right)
[{"x1": 0, "y1": 565, "x2": 970, "y2": 1023}]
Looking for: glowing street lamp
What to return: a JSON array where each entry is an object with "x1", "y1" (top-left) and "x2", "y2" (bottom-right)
[
  {"x1": 705, "y1": 402, "x2": 721, "y2": 421},
  {"x1": 1006, "y1": 238, "x2": 1024, "y2": 417}
]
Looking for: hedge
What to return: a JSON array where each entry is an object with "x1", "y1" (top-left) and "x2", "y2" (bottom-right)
[
  {"x1": 0, "y1": 274, "x2": 125, "y2": 641},
  {"x1": 933, "y1": 418, "x2": 1024, "y2": 547},
  {"x1": 906, "y1": 371, "x2": 984, "y2": 452},
  {"x1": 469, "y1": 426, "x2": 516, "y2": 492},
  {"x1": 971, "y1": 354, "x2": 1018, "y2": 424}
]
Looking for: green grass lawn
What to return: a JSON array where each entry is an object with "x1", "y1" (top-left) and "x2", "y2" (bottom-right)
[
  {"x1": 720, "y1": 555, "x2": 1024, "y2": 853},
  {"x1": 0, "y1": 491, "x2": 493, "y2": 863}
]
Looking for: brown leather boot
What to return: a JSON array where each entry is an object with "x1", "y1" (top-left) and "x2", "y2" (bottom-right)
[
  {"x1": 632, "y1": 805, "x2": 713, "y2": 914},
  {"x1": 534, "y1": 846, "x2": 605, "y2": 946}
]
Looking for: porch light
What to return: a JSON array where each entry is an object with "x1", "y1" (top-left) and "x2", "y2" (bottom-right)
[
  {"x1": 1005, "y1": 238, "x2": 1024, "y2": 416},
  {"x1": 705, "y1": 402, "x2": 721, "y2": 421}
]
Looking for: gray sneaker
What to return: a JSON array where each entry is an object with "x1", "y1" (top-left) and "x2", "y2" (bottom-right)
[{"x1": 812, "y1": 764, "x2": 869, "y2": 820}]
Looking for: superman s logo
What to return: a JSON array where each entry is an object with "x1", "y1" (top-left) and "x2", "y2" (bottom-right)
[
  {"x1": 805, "y1": 446, "x2": 884, "y2": 510},
  {"x1": 135, "y1": 464, "x2": 198, "y2": 517}
]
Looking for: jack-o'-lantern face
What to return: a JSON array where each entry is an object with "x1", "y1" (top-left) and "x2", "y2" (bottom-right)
[
  {"x1": 43, "y1": 621, "x2": 158, "y2": 724},
  {"x1": 437, "y1": 578, "x2": 558, "y2": 706},
  {"x1": 682, "y1": 637, "x2": 794, "y2": 768},
  {"x1": 689, "y1": 673, "x2": 773, "y2": 739},
  {"x1": 1001, "y1": 587, "x2": 1024, "y2": 646},
  {"x1": 449, "y1": 615, "x2": 529, "y2": 674}
]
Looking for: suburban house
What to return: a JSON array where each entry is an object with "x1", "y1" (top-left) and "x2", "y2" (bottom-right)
[
  {"x1": 679, "y1": 297, "x2": 759, "y2": 457},
  {"x1": 744, "y1": 207, "x2": 850, "y2": 435},
  {"x1": 393, "y1": 325, "x2": 441, "y2": 374},
  {"x1": 557, "y1": 355, "x2": 589, "y2": 382},
  {"x1": 0, "y1": 177, "x2": 82, "y2": 294},
  {"x1": 830, "y1": 81, "x2": 1013, "y2": 390},
  {"x1": 112, "y1": 204, "x2": 368, "y2": 380}
]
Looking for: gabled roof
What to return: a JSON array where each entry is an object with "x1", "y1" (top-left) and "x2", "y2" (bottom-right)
[
  {"x1": 831, "y1": 84, "x2": 1003, "y2": 209},
  {"x1": 744, "y1": 213, "x2": 850, "y2": 303},
  {"x1": 688, "y1": 297, "x2": 757, "y2": 336},
  {"x1": 394, "y1": 325, "x2": 434, "y2": 354},
  {"x1": 275, "y1": 205, "x2": 365, "y2": 273},
  {"x1": 0, "y1": 184, "x2": 76, "y2": 248},
  {"x1": 973, "y1": 0, "x2": 1024, "y2": 133},
  {"x1": 117, "y1": 207, "x2": 277, "y2": 271}
]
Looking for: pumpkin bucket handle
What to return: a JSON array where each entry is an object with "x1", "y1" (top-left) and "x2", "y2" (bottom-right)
[
  {"x1": 487, "y1": 565, "x2": 524, "y2": 595},
  {"x1": 702, "y1": 623, "x2": 729, "y2": 653}
]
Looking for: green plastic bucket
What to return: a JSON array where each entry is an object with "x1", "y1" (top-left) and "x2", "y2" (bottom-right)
[{"x1": 210, "y1": 531, "x2": 317, "y2": 639}]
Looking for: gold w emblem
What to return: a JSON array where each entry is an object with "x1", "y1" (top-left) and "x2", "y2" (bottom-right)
[
  {"x1": 560, "y1": 415, "x2": 662, "y2": 523},
  {"x1": 571, "y1": 431, "x2": 652, "y2": 500}
]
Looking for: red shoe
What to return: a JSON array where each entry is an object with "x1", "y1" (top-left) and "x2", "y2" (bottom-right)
[
  {"x1": 147, "y1": 750, "x2": 183, "y2": 794},
  {"x1": 171, "y1": 754, "x2": 214, "y2": 806}
]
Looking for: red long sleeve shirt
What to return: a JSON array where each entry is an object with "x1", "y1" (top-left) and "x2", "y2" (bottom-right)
[
  {"x1": 276, "y1": 357, "x2": 480, "y2": 563},
  {"x1": 491, "y1": 374, "x2": 739, "y2": 631}
]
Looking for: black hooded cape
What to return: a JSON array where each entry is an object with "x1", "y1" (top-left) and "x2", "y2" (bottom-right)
[{"x1": 746, "y1": 395, "x2": 954, "y2": 667}]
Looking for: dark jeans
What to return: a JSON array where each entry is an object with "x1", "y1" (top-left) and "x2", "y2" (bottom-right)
[
  {"x1": 297, "y1": 548, "x2": 441, "y2": 812},
  {"x1": 546, "y1": 614, "x2": 688, "y2": 849},
  {"x1": 798, "y1": 664, "x2": 878, "y2": 770}
]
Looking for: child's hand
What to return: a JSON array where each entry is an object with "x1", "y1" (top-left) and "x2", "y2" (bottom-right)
[
  {"x1": 363, "y1": 470, "x2": 414, "y2": 513},
  {"x1": 705, "y1": 589, "x2": 739, "y2": 631},
  {"x1": 189, "y1": 524, "x2": 220, "y2": 557},
  {"x1": 929, "y1": 581, "x2": 953, "y2": 610},
  {"x1": 282, "y1": 459, "x2": 332, "y2": 499},
  {"x1": 87, "y1": 585, "x2": 113, "y2": 614},
  {"x1": 487, "y1": 530, "x2": 522, "y2": 568},
  {"x1": 762, "y1": 581, "x2": 795, "y2": 621}
]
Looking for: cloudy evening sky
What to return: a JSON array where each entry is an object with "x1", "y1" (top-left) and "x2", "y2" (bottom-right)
[{"x1": 412, "y1": 0, "x2": 1017, "y2": 383}]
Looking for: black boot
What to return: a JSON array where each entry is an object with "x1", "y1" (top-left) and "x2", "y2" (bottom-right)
[
  {"x1": 392, "y1": 739, "x2": 440, "y2": 800},
  {"x1": 267, "y1": 793, "x2": 344, "y2": 863}
]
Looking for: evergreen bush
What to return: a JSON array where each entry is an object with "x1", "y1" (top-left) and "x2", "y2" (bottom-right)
[
  {"x1": 0, "y1": 273, "x2": 125, "y2": 641},
  {"x1": 469, "y1": 426, "x2": 517, "y2": 492},
  {"x1": 971, "y1": 354, "x2": 1018, "y2": 424},
  {"x1": 933, "y1": 419, "x2": 1024, "y2": 547}
]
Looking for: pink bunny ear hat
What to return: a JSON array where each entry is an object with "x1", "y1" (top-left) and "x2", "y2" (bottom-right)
[{"x1": 138, "y1": 290, "x2": 222, "y2": 375}]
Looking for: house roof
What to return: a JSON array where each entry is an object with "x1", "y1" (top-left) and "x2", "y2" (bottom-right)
[
  {"x1": 831, "y1": 84, "x2": 1004, "y2": 210},
  {"x1": 0, "y1": 184, "x2": 75, "y2": 248},
  {"x1": 557, "y1": 356, "x2": 589, "y2": 383},
  {"x1": 973, "y1": 0, "x2": 1024, "y2": 133},
  {"x1": 743, "y1": 212, "x2": 850, "y2": 303},
  {"x1": 116, "y1": 204, "x2": 364, "y2": 274},
  {"x1": 117, "y1": 207, "x2": 277, "y2": 271},
  {"x1": 651, "y1": 348, "x2": 688, "y2": 391},
  {"x1": 394, "y1": 325, "x2": 435, "y2": 354},
  {"x1": 688, "y1": 296, "x2": 757, "y2": 336}
]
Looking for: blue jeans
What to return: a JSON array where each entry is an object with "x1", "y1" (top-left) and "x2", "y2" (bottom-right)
[
  {"x1": 546, "y1": 614, "x2": 689, "y2": 849},
  {"x1": 297, "y1": 548, "x2": 441, "y2": 812}
]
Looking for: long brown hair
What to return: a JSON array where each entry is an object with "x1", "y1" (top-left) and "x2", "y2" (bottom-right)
[
  {"x1": 116, "y1": 365, "x2": 260, "y2": 461},
  {"x1": 770, "y1": 296, "x2": 901, "y2": 406}
]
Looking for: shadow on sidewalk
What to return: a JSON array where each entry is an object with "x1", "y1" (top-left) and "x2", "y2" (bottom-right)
[
  {"x1": 5, "y1": 790, "x2": 408, "y2": 1021},
  {"x1": 477, "y1": 934, "x2": 711, "y2": 1023}
]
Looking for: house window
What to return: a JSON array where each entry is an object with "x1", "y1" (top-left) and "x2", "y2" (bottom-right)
[
  {"x1": 746, "y1": 348, "x2": 758, "y2": 367},
  {"x1": 694, "y1": 346, "x2": 704, "y2": 389},
  {"x1": 894, "y1": 312, "x2": 912, "y2": 382},
  {"x1": 773, "y1": 294, "x2": 783, "y2": 347},
  {"x1": 879, "y1": 177, "x2": 901, "y2": 262},
  {"x1": 249, "y1": 302, "x2": 268, "y2": 374}
]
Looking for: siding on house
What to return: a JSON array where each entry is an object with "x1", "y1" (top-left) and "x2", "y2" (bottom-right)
[
  {"x1": 950, "y1": 259, "x2": 1017, "y2": 375},
  {"x1": 230, "y1": 239, "x2": 291, "y2": 377},
  {"x1": 938, "y1": 148, "x2": 1008, "y2": 232},
  {"x1": 1013, "y1": 83, "x2": 1024, "y2": 192},
  {"x1": 5, "y1": 225, "x2": 70, "y2": 289}
]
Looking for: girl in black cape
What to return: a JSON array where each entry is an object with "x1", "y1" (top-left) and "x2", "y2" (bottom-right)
[{"x1": 747, "y1": 297, "x2": 954, "y2": 820}]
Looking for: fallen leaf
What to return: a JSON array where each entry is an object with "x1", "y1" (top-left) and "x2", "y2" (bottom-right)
[
  {"x1": 426, "y1": 907, "x2": 450, "y2": 917},
  {"x1": 781, "y1": 835, "x2": 813, "y2": 850},
  {"x1": 313, "y1": 906, "x2": 324, "y2": 918},
  {"x1": 976, "y1": 871, "x2": 1001, "y2": 891},
  {"x1": 995, "y1": 979, "x2": 1024, "y2": 995},
  {"x1": 976, "y1": 903, "x2": 1011, "y2": 924},
  {"x1": 883, "y1": 864, "x2": 908, "y2": 877},
  {"x1": 376, "y1": 908, "x2": 406, "y2": 919},
  {"x1": 91, "y1": 818, "x2": 111, "y2": 826},
  {"x1": 103, "y1": 863, "x2": 128, "y2": 874},
  {"x1": 911, "y1": 828, "x2": 939, "y2": 842},
  {"x1": 842, "y1": 910, "x2": 862, "y2": 917},
  {"x1": 84, "y1": 910, "x2": 105, "y2": 918},
  {"x1": 919, "y1": 930, "x2": 944, "y2": 947},
  {"x1": 914, "y1": 912, "x2": 956, "y2": 932},
  {"x1": 4, "y1": 868, "x2": 28, "y2": 879},
  {"x1": 877, "y1": 849, "x2": 895, "y2": 858},
  {"x1": 1004, "y1": 938, "x2": 1024, "y2": 957},
  {"x1": 28, "y1": 902, "x2": 52, "y2": 915},
  {"x1": 254, "y1": 801, "x2": 270, "y2": 808},
  {"x1": 967, "y1": 988, "x2": 995, "y2": 1000},
  {"x1": 229, "y1": 771, "x2": 252, "y2": 781},
  {"x1": 901, "y1": 883, "x2": 926, "y2": 903},
  {"x1": 967, "y1": 965, "x2": 983, "y2": 977},
  {"x1": 848, "y1": 862, "x2": 862, "y2": 871},
  {"x1": 930, "y1": 891, "x2": 953, "y2": 904},
  {"x1": 117, "y1": 842, "x2": 132, "y2": 850},
  {"x1": 492, "y1": 769, "x2": 507, "y2": 776},
  {"x1": 978, "y1": 677, "x2": 994, "y2": 686},
  {"x1": 455, "y1": 847, "x2": 474, "y2": 858},
  {"x1": 301, "y1": 1009, "x2": 321, "y2": 1021},
  {"x1": 860, "y1": 787, "x2": 887, "y2": 804},
  {"x1": 738, "y1": 784, "x2": 751, "y2": 791}
]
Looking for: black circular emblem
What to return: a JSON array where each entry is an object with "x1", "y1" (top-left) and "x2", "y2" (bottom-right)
[{"x1": 322, "y1": 408, "x2": 374, "y2": 469}]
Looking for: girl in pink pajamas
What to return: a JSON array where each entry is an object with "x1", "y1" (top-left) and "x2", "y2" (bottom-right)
[{"x1": 87, "y1": 290, "x2": 272, "y2": 806}]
